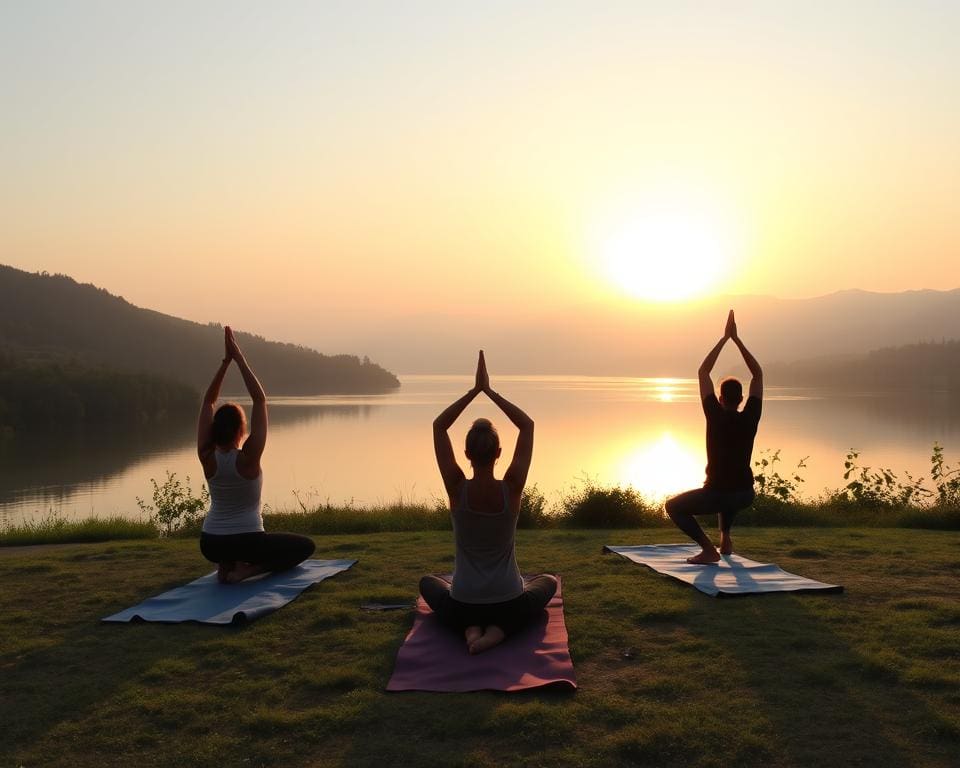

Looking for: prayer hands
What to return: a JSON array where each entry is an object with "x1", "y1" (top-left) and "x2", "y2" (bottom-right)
[
  {"x1": 474, "y1": 350, "x2": 490, "y2": 394},
  {"x1": 224, "y1": 326, "x2": 243, "y2": 362},
  {"x1": 724, "y1": 310, "x2": 738, "y2": 341}
]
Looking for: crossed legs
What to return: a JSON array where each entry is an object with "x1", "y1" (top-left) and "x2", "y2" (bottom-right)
[{"x1": 419, "y1": 574, "x2": 559, "y2": 654}]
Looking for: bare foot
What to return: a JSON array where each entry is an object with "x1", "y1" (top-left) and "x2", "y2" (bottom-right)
[
  {"x1": 216, "y1": 562, "x2": 235, "y2": 584},
  {"x1": 468, "y1": 625, "x2": 506, "y2": 654},
  {"x1": 686, "y1": 548, "x2": 721, "y2": 565},
  {"x1": 719, "y1": 533, "x2": 733, "y2": 555},
  {"x1": 464, "y1": 626, "x2": 483, "y2": 647},
  {"x1": 224, "y1": 561, "x2": 268, "y2": 584}
]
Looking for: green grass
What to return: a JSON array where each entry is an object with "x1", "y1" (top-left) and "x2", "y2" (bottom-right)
[
  {"x1": 0, "y1": 514, "x2": 158, "y2": 546},
  {"x1": 2, "y1": 528, "x2": 959, "y2": 767}
]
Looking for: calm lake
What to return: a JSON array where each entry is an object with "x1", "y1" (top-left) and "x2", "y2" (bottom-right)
[{"x1": 2, "y1": 375, "x2": 959, "y2": 526}]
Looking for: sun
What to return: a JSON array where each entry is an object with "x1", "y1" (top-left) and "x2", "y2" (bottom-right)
[{"x1": 596, "y1": 204, "x2": 733, "y2": 302}]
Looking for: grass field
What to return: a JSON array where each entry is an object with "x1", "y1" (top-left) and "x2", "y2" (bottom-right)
[{"x1": 2, "y1": 528, "x2": 959, "y2": 767}]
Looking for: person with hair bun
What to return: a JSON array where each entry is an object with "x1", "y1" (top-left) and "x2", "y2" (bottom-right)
[
  {"x1": 197, "y1": 327, "x2": 315, "y2": 583},
  {"x1": 420, "y1": 351, "x2": 558, "y2": 654},
  {"x1": 665, "y1": 310, "x2": 763, "y2": 564}
]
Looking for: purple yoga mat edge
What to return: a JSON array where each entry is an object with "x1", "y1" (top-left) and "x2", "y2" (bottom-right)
[{"x1": 386, "y1": 576, "x2": 577, "y2": 693}]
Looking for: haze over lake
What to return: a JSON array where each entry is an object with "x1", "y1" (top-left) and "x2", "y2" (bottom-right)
[{"x1": 3, "y1": 375, "x2": 958, "y2": 527}]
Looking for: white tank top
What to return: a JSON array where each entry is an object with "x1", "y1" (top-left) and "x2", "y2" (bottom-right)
[
  {"x1": 450, "y1": 480, "x2": 524, "y2": 604},
  {"x1": 202, "y1": 449, "x2": 264, "y2": 535}
]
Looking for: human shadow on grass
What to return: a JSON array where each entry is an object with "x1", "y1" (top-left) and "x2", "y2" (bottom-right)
[{"x1": 697, "y1": 593, "x2": 958, "y2": 767}]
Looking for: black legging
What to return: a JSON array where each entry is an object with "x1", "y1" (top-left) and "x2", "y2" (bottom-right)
[
  {"x1": 200, "y1": 531, "x2": 315, "y2": 573},
  {"x1": 419, "y1": 574, "x2": 558, "y2": 636}
]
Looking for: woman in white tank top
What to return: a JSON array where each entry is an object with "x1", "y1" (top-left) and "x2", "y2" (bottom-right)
[
  {"x1": 419, "y1": 351, "x2": 558, "y2": 654},
  {"x1": 197, "y1": 327, "x2": 314, "y2": 583}
]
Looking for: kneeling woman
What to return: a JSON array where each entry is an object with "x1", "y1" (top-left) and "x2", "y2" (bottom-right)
[
  {"x1": 197, "y1": 327, "x2": 315, "y2": 583},
  {"x1": 420, "y1": 351, "x2": 558, "y2": 654}
]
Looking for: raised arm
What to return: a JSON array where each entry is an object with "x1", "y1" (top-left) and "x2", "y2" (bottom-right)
[
  {"x1": 226, "y1": 327, "x2": 269, "y2": 468},
  {"x1": 730, "y1": 317, "x2": 763, "y2": 399},
  {"x1": 698, "y1": 310, "x2": 736, "y2": 400},
  {"x1": 433, "y1": 378, "x2": 481, "y2": 499},
  {"x1": 479, "y1": 353, "x2": 534, "y2": 494},
  {"x1": 197, "y1": 339, "x2": 232, "y2": 460}
]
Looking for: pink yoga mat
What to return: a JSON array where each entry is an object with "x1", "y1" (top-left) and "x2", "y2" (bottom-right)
[{"x1": 386, "y1": 576, "x2": 577, "y2": 693}]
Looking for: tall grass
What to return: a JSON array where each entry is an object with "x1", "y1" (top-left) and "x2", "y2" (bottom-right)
[{"x1": 0, "y1": 514, "x2": 157, "y2": 546}]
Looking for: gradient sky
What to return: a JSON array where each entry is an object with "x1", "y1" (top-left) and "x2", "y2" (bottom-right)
[{"x1": 2, "y1": 1, "x2": 958, "y2": 358}]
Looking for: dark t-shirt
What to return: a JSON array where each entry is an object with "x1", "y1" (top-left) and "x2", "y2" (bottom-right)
[{"x1": 702, "y1": 394, "x2": 762, "y2": 491}]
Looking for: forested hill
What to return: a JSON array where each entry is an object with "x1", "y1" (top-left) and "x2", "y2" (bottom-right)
[
  {"x1": 0, "y1": 265, "x2": 400, "y2": 395},
  {"x1": 769, "y1": 340, "x2": 960, "y2": 391}
]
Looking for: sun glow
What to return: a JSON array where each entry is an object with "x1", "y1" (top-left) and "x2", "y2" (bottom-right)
[
  {"x1": 594, "y1": 202, "x2": 735, "y2": 302},
  {"x1": 616, "y1": 432, "x2": 704, "y2": 501}
]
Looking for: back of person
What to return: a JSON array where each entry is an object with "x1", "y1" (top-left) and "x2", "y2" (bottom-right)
[
  {"x1": 451, "y1": 480, "x2": 523, "y2": 604},
  {"x1": 703, "y1": 395, "x2": 762, "y2": 491},
  {"x1": 202, "y1": 448, "x2": 264, "y2": 535}
]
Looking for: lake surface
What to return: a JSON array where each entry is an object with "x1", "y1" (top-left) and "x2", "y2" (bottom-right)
[{"x1": 3, "y1": 375, "x2": 960, "y2": 526}]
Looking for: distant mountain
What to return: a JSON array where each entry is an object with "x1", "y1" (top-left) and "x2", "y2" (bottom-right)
[
  {"x1": 0, "y1": 265, "x2": 400, "y2": 395},
  {"x1": 335, "y1": 288, "x2": 960, "y2": 376}
]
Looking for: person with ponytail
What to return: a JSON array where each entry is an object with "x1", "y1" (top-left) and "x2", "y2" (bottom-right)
[
  {"x1": 420, "y1": 351, "x2": 558, "y2": 654},
  {"x1": 197, "y1": 327, "x2": 315, "y2": 583}
]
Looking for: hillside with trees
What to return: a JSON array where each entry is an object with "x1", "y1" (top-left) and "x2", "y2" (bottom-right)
[
  {"x1": 769, "y1": 340, "x2": 960, "y2": 391},
  {"x1": 0, "y1": 264, "x2": 400, "y2": 397}
]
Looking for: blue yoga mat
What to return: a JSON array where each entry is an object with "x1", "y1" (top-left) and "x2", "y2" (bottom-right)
[
  {"x1": 103, "y1": 559, "x2": 356, "y2": 625},
  {"x1": 605, "y1": 545, "x2": 842, "y2": 597}
]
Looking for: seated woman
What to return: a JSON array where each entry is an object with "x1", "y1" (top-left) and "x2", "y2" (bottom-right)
[
  {"x1": 420, "y1": 351, "x2": 558, "y2": 654},
  {"x1": 197, "y1": 327, "x2": 315, "y2": 583}
]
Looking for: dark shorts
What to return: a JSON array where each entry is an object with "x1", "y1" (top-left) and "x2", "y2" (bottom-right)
[{"x1": 666, "y1": 487, "x2": 755, "y2": 531}]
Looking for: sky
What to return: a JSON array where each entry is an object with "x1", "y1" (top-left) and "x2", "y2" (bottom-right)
[{"x1": 1, "y1": 1, "x2": 958, "y2": 366}]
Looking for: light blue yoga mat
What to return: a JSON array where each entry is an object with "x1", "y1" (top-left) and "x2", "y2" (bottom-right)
[
  {"x1": 103, "y1": 559, "x2": 356, "y2": 625},
  {"x1": 605, "y1": 544, "x2": 842, "y2": 597}
]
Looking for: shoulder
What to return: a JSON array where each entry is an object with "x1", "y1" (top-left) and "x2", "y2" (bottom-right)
[{"x1": 701, "y1": 393, "x2": 721, "y2": 415}]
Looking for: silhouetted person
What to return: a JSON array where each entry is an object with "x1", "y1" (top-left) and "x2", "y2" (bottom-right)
[
  {"x1": 665, "y1": 310, "x2": 763, "y2": 564},
  {"x1": 419, "y1": 351, "x2": 558, "y2": 654},
  {"x1": 197, "y1": 327, "x2": 314, "y2": 583}
]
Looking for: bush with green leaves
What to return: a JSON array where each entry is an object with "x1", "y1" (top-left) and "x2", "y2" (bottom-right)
[
  {"x1": 136, "y1": 471, "x2": 209, "y2": 536},
  {"x1": 753, "y1": 449, "x2": 808, "y2": 503},
  {"x1": 557, "y1": 480, "x2": 665, "y2": 528},
  {"x1": 839, "y1": 449, "x2": 930, "y2": 507}
]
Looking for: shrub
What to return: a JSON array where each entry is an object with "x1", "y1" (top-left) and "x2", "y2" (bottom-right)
[
  {"x1": 557, "y1": 481, "x2": 666, "y2": 528},
  {"x1": 518, "y1": 484, "x2": 553, "y2": 529},
  {"x1": 137, "y1": 471, "x2": 209, "y2": 536}
]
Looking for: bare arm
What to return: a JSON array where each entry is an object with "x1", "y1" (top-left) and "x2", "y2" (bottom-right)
[
  {"x1": 732, "y1": 336, "x2": 763, "y2": 399},
  {"x1": 197, "y1": 352, "x2": 231, "y2": 460},
  {"x1": 471, "y1": 350, "x2": 534, "y2": 494},
  {"x1": 226, "y1": 327, "x2": 268, "y2": 468},
  {"x1": 698, "y1": 337, "x2": 728, "y2": 400},
  {"x1": 486, "y1": 386, "x2": 534, "y2": 495},
  {"x1": 433, "y1": 387, "x2": 479, "y2": 498}
]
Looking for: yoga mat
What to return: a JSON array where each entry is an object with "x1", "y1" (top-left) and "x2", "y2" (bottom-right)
[
  {"x1": 103, "y1": 559, "x2": 356, "y2": 625},
  {"x1": 387, "y1": 576, "x2": 577, "y2": 692},
  {"x1": 604, "y1": 544, "x2": 842, "y2": 597}
]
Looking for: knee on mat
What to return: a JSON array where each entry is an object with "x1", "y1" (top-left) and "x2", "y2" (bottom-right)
[
  {"x1": 418, "y1": 575, "x2": 434, "y2": 597},
  {"x1": 535, "y1": 574, "x2": 559, "y2": 601}
]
